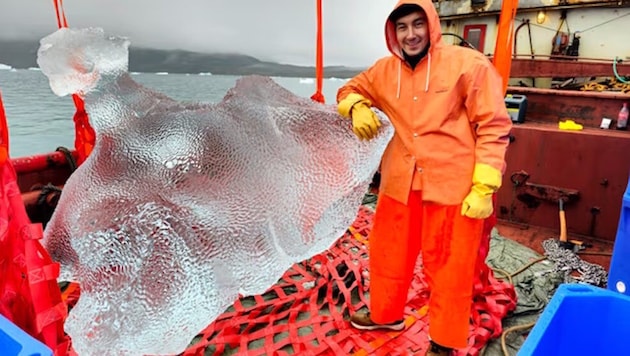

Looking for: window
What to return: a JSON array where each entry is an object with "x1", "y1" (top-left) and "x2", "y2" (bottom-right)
[{"x1": 463, "y1": 24, "x2": 487, "y2": 52}]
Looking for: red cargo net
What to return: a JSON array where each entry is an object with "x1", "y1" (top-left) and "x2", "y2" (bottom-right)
[
  {"x1": 179, "y1": 206, "x2": 516, "y2": 356},
  {"x1": 60, "y1": 206, "x2": 515, "y2": 355},
  {"x1": 0, "y1": 92, "x2": 70, "y2": 355}
]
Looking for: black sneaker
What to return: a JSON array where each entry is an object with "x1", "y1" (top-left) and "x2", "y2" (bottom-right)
[
  {"x1": 426, "y1": 341, "x2": 453, "y2": 356},
  {"x1": 349, "y1": 311, "x2": 405, "y2": 331}
]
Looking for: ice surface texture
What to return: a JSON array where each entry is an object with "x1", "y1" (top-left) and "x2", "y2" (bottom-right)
[{"x1": 38, "y1": 28, "x2": 393, "y2": 355}]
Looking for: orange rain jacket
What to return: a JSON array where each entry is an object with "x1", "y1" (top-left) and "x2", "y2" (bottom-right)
[{"x1": 337, "y1": 0, "x2": 512, "y2": 206}]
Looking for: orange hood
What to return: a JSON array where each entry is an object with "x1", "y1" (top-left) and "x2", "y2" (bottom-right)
[{"x1": 385, "y1": 0, "x2": 443, "y2": 59}]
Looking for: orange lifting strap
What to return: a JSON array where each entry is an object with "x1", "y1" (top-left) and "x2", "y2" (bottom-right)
[
  {"x1": 52, "y1": 0, "x2": 96, "y2": 165},
  {"x1": 492, "y1": 0, "x2": 518, "y2": 95},
  {"x1": 310, "y1": 0, "x2": 325, "y2": 104}
]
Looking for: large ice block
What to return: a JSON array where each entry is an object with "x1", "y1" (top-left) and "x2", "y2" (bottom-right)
[{"x1": 38, "y1": 27, "x2": 393, "y2": 355}]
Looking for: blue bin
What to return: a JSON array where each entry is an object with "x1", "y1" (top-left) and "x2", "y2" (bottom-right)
[
  {"x1": 0, "y1": 313, "x2": 52, "y2": 356},
  {"x1": 608, "y1": 175, "x2": 630, "y2": 296},
  {"x1": 518, "y1": 283, "x2": 630, "y2": 355}
]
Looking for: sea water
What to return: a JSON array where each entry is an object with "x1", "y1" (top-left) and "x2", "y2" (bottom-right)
[{"x1": 0, "y1": 68, "x2": 348, "y2": 158}]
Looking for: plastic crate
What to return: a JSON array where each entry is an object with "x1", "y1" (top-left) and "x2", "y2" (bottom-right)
[
  {"x1": 608, "y1": 175, "x2": 630, "y2": 296},
  {"x1": 518, "y1": 283, "x2": 630, "y2": 355},
  {"x1": 0, "y1": 313, "x2": 52, "y2": 356}
]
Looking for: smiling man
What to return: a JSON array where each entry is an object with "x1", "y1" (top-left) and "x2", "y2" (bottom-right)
[
  {"x1": 336, "y1": 0, "x2": 512, "y2": 355},
  {"x1": 390, "y1": 3, "x2": 430, "y2": 69}
]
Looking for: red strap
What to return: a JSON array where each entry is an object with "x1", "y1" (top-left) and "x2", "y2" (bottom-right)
[
  {"x1": 310, "y1": 0, "x2": 325, "y2": 104},
  {"x1": 71, "y1": 94, "x2": 96, "y2": 164},
  {"x1": 53, "y1": 0, "x2": 68, "y2": 28},
  {"x1": 0, "y1": 92, "x2": 9, "y2": 164},
  {"x1": 52, "y1": 0, "x2": 95, "y2": 165}
]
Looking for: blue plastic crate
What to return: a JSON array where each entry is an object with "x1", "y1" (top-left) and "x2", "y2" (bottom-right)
[
  {"x1": 608, "y1": 175, "x2": 630, "y2": 296},
  {"x1": 0, "y1": 313, "x2": 52, "y2": 356},
  {"x1": 518, "y1": 283, "x2": 630, "y2": 355}
]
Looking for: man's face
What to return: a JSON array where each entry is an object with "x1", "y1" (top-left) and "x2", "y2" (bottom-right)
[{"x1": 395, "y1": 10, "x2": 429, "y2": 56}]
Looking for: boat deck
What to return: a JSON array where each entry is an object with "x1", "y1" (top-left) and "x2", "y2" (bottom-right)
[{"x1": 496, "y1": 220, "x2": 614, "y2": 272}]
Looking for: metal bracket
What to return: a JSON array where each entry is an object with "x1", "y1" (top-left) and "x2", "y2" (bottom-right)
[{"x1": 510, "y1": 170, "x2": 580, "y2": 208}]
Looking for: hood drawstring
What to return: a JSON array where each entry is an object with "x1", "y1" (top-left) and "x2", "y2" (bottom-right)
[
  {"x1": 395, "y1": 52, "x2": 431, "y2": 99},
  {"x1": 425, "y1": 52, "x2": 431, "y2": 92},
  {"x1": 397, "y1": 61, "x2": 402, "y2": 99}
]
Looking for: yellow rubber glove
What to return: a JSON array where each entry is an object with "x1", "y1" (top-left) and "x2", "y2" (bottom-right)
[
  {"x1": 338, "y1": 93, "x2": 381, "y2": 140},
  {"x1": 461, "y1": 163, "x2": 502, "y2": 219}
]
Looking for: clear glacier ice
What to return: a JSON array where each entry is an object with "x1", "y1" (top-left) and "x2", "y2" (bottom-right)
[{"x1": 38, "y1": 27, "x2": 394, "y2": 355}]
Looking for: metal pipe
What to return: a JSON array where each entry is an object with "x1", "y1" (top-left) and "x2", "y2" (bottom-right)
[
  {"x1": 439, "y1": 2, "x2": 625, "y2": 21},
  {"x1": 508, "y1": 86, "x2": 630, "y2": 99},
  {"x1": 503, "y1": 53, "x2": 624, "y2": 62},
  {"x1": 527, "y1": 22, "x2": 535, "y2": 60},
  {"x1": 11, "y1": 150, "x2": 77, "y2": 174},
  {"x1": 513, "y1": 20, "x2": 529, "y2": 59}
]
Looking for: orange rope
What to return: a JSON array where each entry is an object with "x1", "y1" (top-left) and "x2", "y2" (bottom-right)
[
  {"x1": 310, "y1": 0, "x2": 325, "y2": 103},
  {"x1": 52, "y1": 0, "x2": 95, "y2": 165}
]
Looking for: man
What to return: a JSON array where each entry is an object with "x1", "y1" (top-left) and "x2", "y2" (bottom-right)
[{"x1": 336, "y1": 1, "x2": 512, "y2": 355}]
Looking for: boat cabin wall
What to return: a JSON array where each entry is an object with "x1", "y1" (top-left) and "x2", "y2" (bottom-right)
[
  {"x1": 440, "y1": 5, "x2": 630, "y2": 88},
  {"x1": 497, "y1": 125, "x2": 629, "y2": 243},
  {"x1": 436, "y1": 3, "x2": 630, "y2": 241}
]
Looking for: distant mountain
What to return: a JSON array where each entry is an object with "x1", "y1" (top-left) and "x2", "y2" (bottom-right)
[{"x1": 0, "y1": 39, "x2": 364, "y2": 78}]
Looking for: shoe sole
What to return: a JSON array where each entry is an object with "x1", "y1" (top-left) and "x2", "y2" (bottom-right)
[{"x1": 350, "y1": 320, "x2": 405, "y2": 331}]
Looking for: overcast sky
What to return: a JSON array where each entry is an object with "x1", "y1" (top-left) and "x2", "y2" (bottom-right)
[{"x1": 0, "y1": 0, "x2": 400, "y2": 67}]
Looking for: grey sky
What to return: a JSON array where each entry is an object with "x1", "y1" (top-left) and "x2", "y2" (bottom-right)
[{"x1": 0, "y1": 0, "x2": 399, "y2": 67}]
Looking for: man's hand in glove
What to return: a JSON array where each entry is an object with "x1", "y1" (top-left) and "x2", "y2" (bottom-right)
[
  {"x1": 338, "y1": 93, "x2": 381, "y2": 140},
  {"x1": 461, "y1": 163, "x2": 502, "y2": 219}
]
